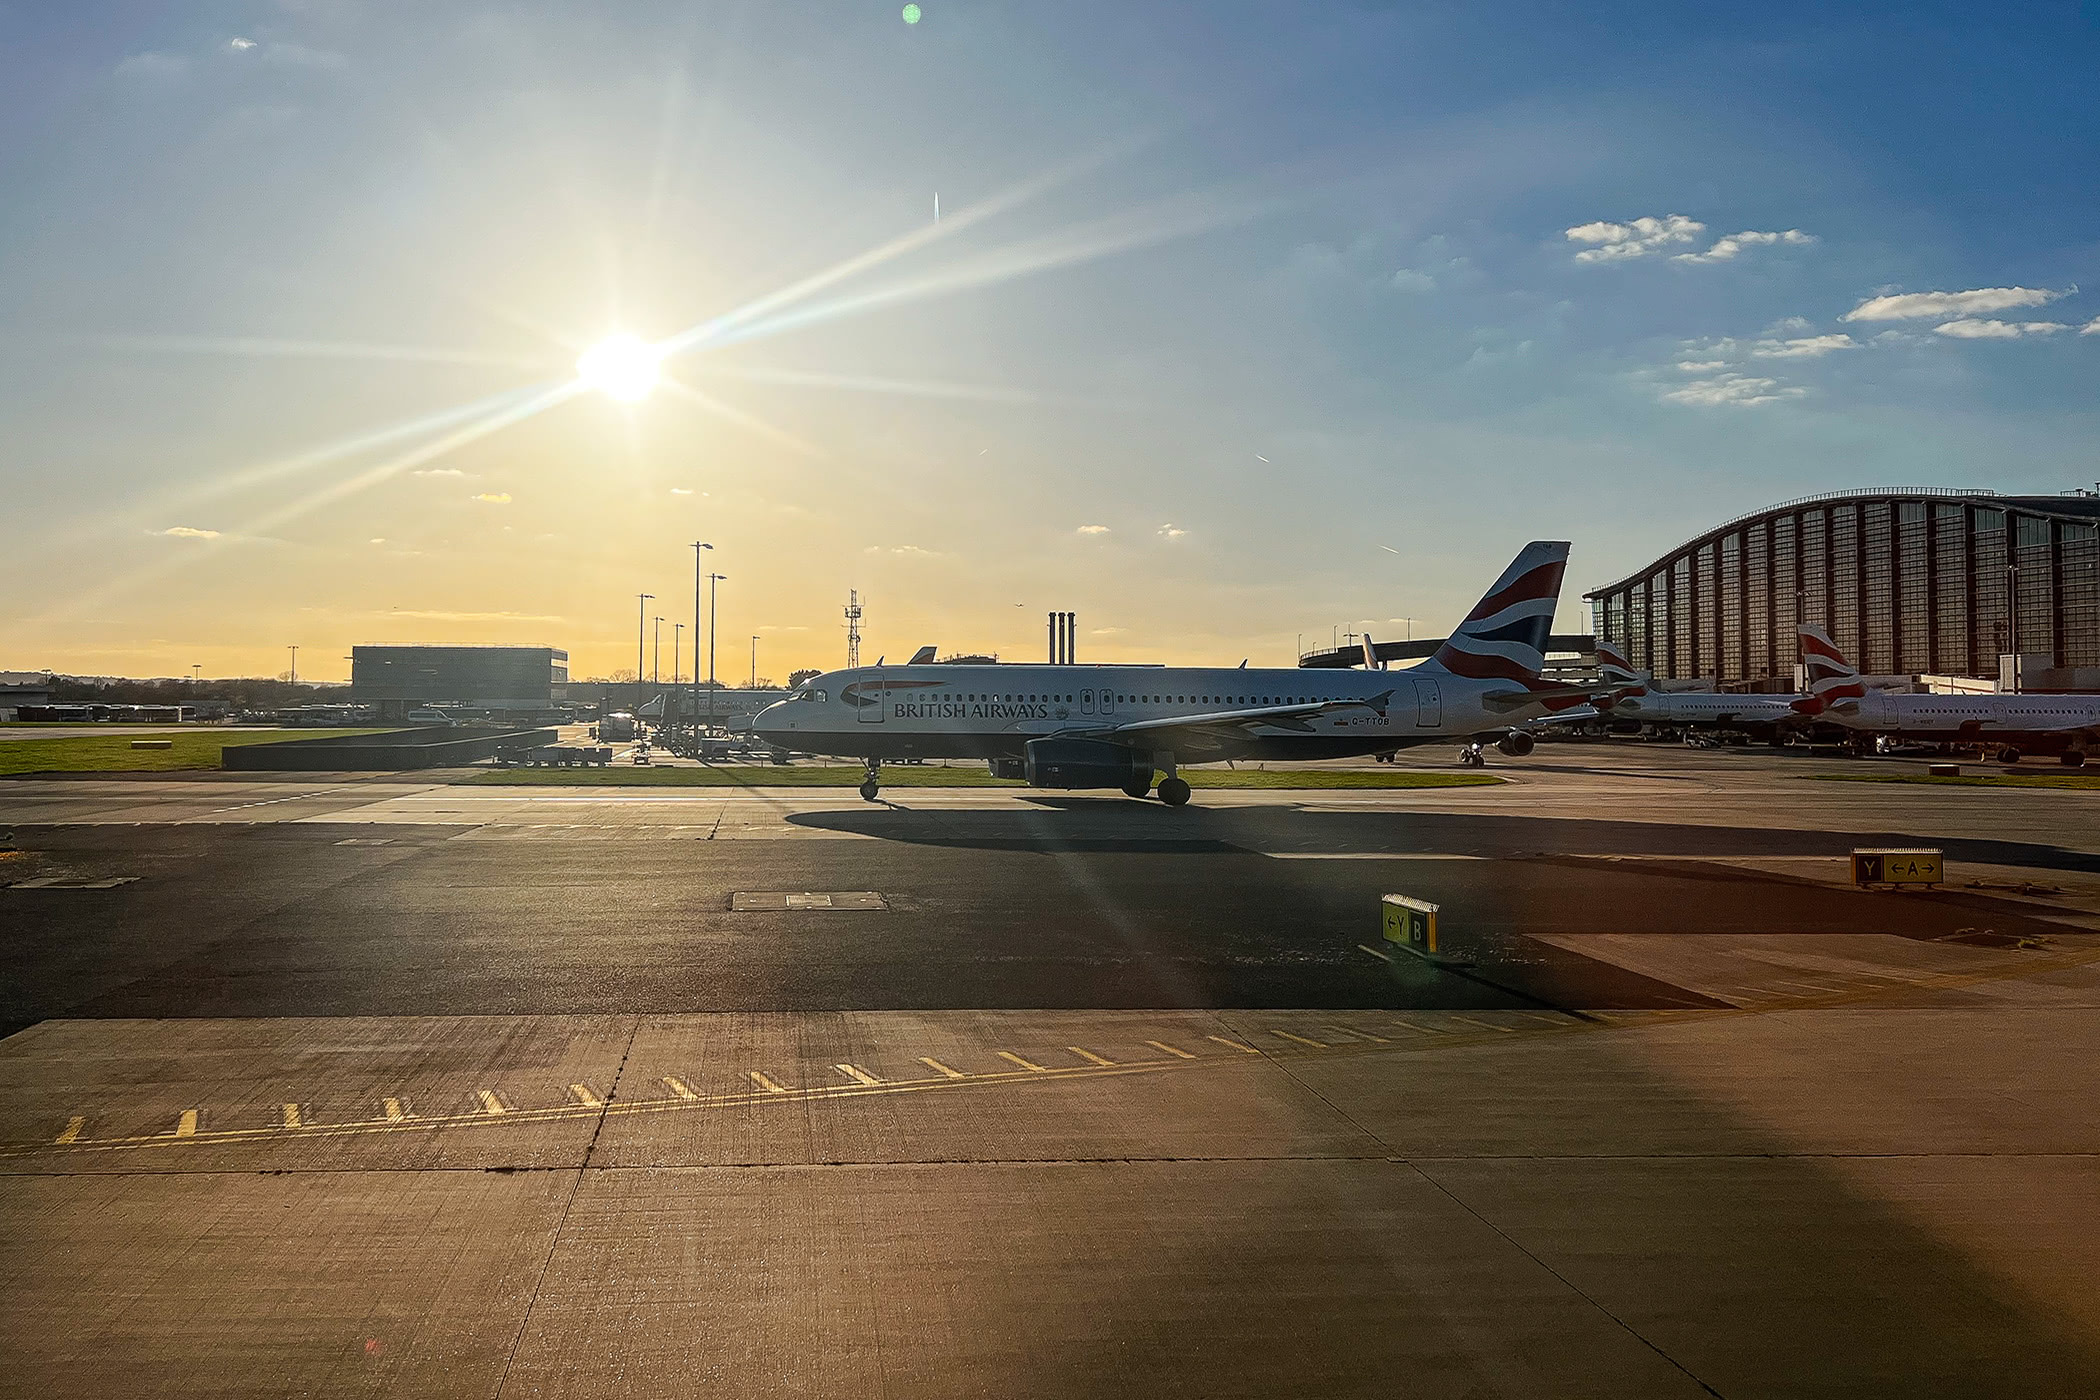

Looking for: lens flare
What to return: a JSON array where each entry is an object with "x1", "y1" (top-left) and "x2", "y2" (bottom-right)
[{"x1": 576, "y1": 334, "x2": 662, "y2": 402}]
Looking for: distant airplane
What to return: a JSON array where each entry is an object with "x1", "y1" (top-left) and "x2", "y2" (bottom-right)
[
  {"x1": 753, "y1": 541, "x2": 1596, "y2": 803},
  {"x1": 1592, "y1": 640, "x2": 1809, "y2": 743},
  {"x1": 1797, "y1": 624, "x2": 2098, "y2": 765}
]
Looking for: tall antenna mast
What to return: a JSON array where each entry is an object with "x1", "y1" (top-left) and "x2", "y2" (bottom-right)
[{"x1": 844, "y1": 589, "x2": 863, "y2": 668}]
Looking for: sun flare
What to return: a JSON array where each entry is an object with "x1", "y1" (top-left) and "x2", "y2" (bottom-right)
[{"x1": 575, "y1": 333, "x2": 662, "y2": 402}]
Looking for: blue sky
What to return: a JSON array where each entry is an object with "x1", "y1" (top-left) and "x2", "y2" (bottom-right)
[{"x1": 3, "y1": 1, "x2": 2096, "y2": 678}]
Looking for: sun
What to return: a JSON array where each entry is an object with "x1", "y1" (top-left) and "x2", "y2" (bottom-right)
[{"x1": 576, "y1": 333, "x2": 662, "y2": 402}]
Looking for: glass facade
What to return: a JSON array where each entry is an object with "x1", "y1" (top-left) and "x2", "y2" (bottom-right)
[{"x1": 1585, "y1": 492, "x2": 2100, "y2": 686}]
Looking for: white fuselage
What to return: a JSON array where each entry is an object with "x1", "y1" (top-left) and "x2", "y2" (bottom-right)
[
  {"x1": 751, "y1": 662, "x2": 1555, "y2": 764},
  {"x1": 1609, "y1": 690, "x2": 1806, "y2": 730},
  {"x1": 1826, "y1": 690, "x2": 2100, "y2": 748}
]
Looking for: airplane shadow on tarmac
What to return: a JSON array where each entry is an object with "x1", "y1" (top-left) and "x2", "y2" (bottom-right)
[{"x1": 791, "y1": 798, "x2": 2100, "y2": 876}]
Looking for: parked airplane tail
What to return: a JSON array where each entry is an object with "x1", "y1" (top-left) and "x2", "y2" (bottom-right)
[
  {"x1": 1796, "y1": 624, "x2": 1867, "y2": 713},
  {"x1": 1422, "y1": 541, "x2": 1570, "y2": 685},
  {"x1": 1591, "y1": 638, "x2": 1648, "y2": 707}
]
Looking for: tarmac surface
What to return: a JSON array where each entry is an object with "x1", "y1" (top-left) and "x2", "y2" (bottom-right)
[{"x1": 5, "y1": 745, "x2": 2100, "y2": 1396}]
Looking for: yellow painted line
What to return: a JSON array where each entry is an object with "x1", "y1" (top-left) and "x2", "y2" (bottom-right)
[
  {"x1": 55, "y1": 1116, "x2": 83, "y2": 1145},
  {"x1": 1145, "y1": 1040, "x2": 1196, "y2": 1060},
  {"x1": 281, "y1": 1103, "x2": 302, "y2": 1129},
  {"x1": 1270, "y1": 1030, "x2": 1327, "y2": 1048},
  {"x1": 918, "y1": 1057, "x2": 966, "y2": 1079},
  {"x1": 1067, "y1": 1046, "x2": 1115, "y2": 1067},
  {"x1": 1389, "y1": 1018, "x2": 1446, "y2": 1035},
  {"x1": 383, "y1": 1097, "x2": 406, "y2": 1122},
  {"x1": 1357, "y1": 942, "x2": 1393, "y2": 963},
  {"x1": 476, "y1": 1090, "x2": 507, "y2": 1115},
  {"x1": 1206, "y1": 1035, "x2": 1259, "y2": 1055},
  {"x1": 662, "y1": 1076, "x2": 698, "y2": 1101},
  {"x1": 568, "y1": 1083, "x2": 603, "y2": 1107},
  {"x1": 1326, "y1": 1025, "x2": 1389, "y2": 1044},
  {"x1": 174, "y1": 1109, "x2": 198, "y2": 1138},
  {"x1": 996, "y1": 1051, "x2": 1047, "y2": 1072},
  {"x1": 747, "y1": 1070, "x2": 788, "y2": 1094},
  {"x1": 834, "y1": 1063, "x2": 881, "y2": 1086},
  {"x1": 1451, "y1": 1017, "x2": 1515, "y2": 1034}
]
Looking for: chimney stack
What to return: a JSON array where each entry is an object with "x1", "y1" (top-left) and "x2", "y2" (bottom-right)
[{"x1": 1047, "y1": 611, "x2": 1078, "y2": 663}]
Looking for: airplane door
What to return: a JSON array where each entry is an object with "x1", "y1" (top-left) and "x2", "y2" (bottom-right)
[
  {"x1": 1415, "y1": 678, "x2": 1441, "y2": 728},
  {"x1": 1081, "y1": 688, "x2": 1095, "y2": 715},
  {"x1": 857, "y1": 672, "x2": 885, "y2": 724}
]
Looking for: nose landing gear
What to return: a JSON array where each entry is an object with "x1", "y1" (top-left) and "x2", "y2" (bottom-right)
[{"x1": 1459, "y1": 742, "x2": 1488, "y2": 768}]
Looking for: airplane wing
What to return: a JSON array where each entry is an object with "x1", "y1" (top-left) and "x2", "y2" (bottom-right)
[{"x1": 1088, "y1": 691, "x2": 1399, "y2": 742}]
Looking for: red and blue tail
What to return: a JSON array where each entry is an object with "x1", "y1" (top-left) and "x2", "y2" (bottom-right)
[
  {"x1": 1796, "y1": 624, "x2": 1866, "y2": 714},
  {"x1": 1423, "y1": 541, "x2": 1570, "y2": 687}
]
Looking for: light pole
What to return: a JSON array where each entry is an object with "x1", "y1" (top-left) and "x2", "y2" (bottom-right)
[
  {"x1": 653, "y1": 616, "x2": 664, "y2": 684},
  {"x1": 692, "y1": 543, "x2": 712, "y2": 735},
  {"x1": 707, "y1": 572, "x2": 727, "y2": 730},
  {"x1": 673, "y1": 623, "x2": 683, "y2": 687},
  {"x1": 636, "y1": 593, "x2": 652, "y2": 711},
  {"x1": 751, "y1": 634, "x2": 760, "y2": 688}
]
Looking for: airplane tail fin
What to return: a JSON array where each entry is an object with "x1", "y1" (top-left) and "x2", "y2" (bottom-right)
[
  {"x1": 1421, "y1": 541, "x2": 1571, "y2": 684},
  {"x1": 1591, "y1": 637, "x2": 1647, "y2": 708},
  {"x1": 1360, "y1": 631, "x2": 1384, "y2": 671},
  {"x1": 1796, "y1": 624, "x2": 1866, "y2": 714}
]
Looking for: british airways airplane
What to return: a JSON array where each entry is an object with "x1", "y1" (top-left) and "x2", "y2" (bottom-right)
[
  {"x1": 752, "y1": 541, "x2": 1590, "y2": 804},
  {"x1": 1798, "y1": 624, "x2": 2099, "y2": 765},
  {"x1": 1592, "y1": 639, "x2": 1811, "y2": 742}
]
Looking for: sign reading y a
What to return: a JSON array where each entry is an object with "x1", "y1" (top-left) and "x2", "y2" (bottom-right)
[{"x1": 1851, "y1": 848, "x2": 1944, "y2": 887}]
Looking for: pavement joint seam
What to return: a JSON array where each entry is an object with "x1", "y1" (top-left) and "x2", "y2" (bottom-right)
[{"x1": 490, "y1": 1013, "x2": 639, "y2": 1400}]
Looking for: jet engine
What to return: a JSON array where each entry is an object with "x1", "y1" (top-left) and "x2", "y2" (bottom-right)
[
  {"x1": 1496, "y1": 730, "x2": 1536, "y2": 757},
  {"x1": 1022, "y1": 737, "x2": 1150, "y2": 789}
]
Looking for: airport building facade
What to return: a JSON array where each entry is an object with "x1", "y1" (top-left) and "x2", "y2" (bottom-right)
[
  {"x1": 1585, "y1": 487, "x2": 2100, "y2": 688},
  {"x1": 349, "y1": 645, "x2": 568, "y2": 717}
]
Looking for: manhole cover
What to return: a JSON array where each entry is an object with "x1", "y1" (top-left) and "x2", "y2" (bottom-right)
[{"x1": 730, "y1": 890, "x2": 888, "y2": 911}]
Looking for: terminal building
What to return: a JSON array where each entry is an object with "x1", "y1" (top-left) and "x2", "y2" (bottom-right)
[
  {"x1": 349, "y1": 645, "x2": 567, "y2": 719},
  {"x1": 1585, "y1": 487, "x2": 2100, "y2": 690}
]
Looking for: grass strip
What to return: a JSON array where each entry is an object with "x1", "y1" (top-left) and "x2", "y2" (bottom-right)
[
  {"x1": 0, "y1": 729, "x2": 399, "y2": 776},
  {"x1": 1809, "y1": 770, "x2": 2100, "y2": 790}
]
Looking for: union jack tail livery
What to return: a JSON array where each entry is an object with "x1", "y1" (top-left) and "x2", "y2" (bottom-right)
[
  {"x1": 1423, "y1": 541, "x2": 1570, "y2": 685},
  {"x1": 1592, "y1": 638, "x2": 1648, "y2": 706},
  {"x1": 1797, "y1": 624, "x2": 1867, "y2": 714}
]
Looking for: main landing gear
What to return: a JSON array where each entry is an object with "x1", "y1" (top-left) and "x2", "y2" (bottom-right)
[
  {"x1": 1156, "y1": 777, "x2": 1191, "y2": 807},
  {"x1": 859, "y1": 759, "x2": 882, "y2": 802},
  {"x1": 1459, "y1": 742, "x2": 1488, "y2": 768}
]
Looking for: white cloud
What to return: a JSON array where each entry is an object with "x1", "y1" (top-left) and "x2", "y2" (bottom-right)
[
  {"x1": 158, "y1": 525, "x2": 220, "y2": 539},
  {"x1": 385, "y1": 610, "x2": 565, "y2": 624},
  {"x1": 863, "y1": 544, "x2": 940, "y2": 557},
  {"x1": 670, "y1": 487, "x2": 694, "y2": 495},
  {"x1": 1661, "y1": 373, "x2": 1806, "y2": 407},
  {"x1": 1076, "y1": 524, "x2": 1110, "y2": 536},
  {"x1": 1844, "y1": 287, "x2": 2064, "y2": 321},
  {"x1": 1751, "y1": 334, "x2": 1857, "y2": 359},
  {"x1": 1090, "y1": 627, "x2": 1127, "y2": 636},
  {"x1": 368, "y1": 538, "x2": 386, "y2": 545},
  {"x1": 1157, "y1": 524, "x2": 1187, "y2": 540},
  {"x1": 2083, "y1": 316, "x2": 2100, "y2": 336},
  {"x1": 1388, "y1": 268, "x2": 1436, "y2": 292},
  {"x1": 1673, "y1": 229, "x2": 1816, "y2": 264},
  {"x1": 1676, "y1": 359, "x2": 1729, "y2": 372},
  {"x1": 1933, "y1": 319, "x2": 2070, "y2": 339},
  {"x1": 228, "y1": 37, "x2": 257, "y2": 51},
  {"x1": 472, "y1": 492, "x2": 511, "y2": 504},
  {"x1": 1565, "y1": 215, "x2": 1704, "y2": 262},
  {"x1": 413, "y1": 467, "x2": 468, "y2": 478}
]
